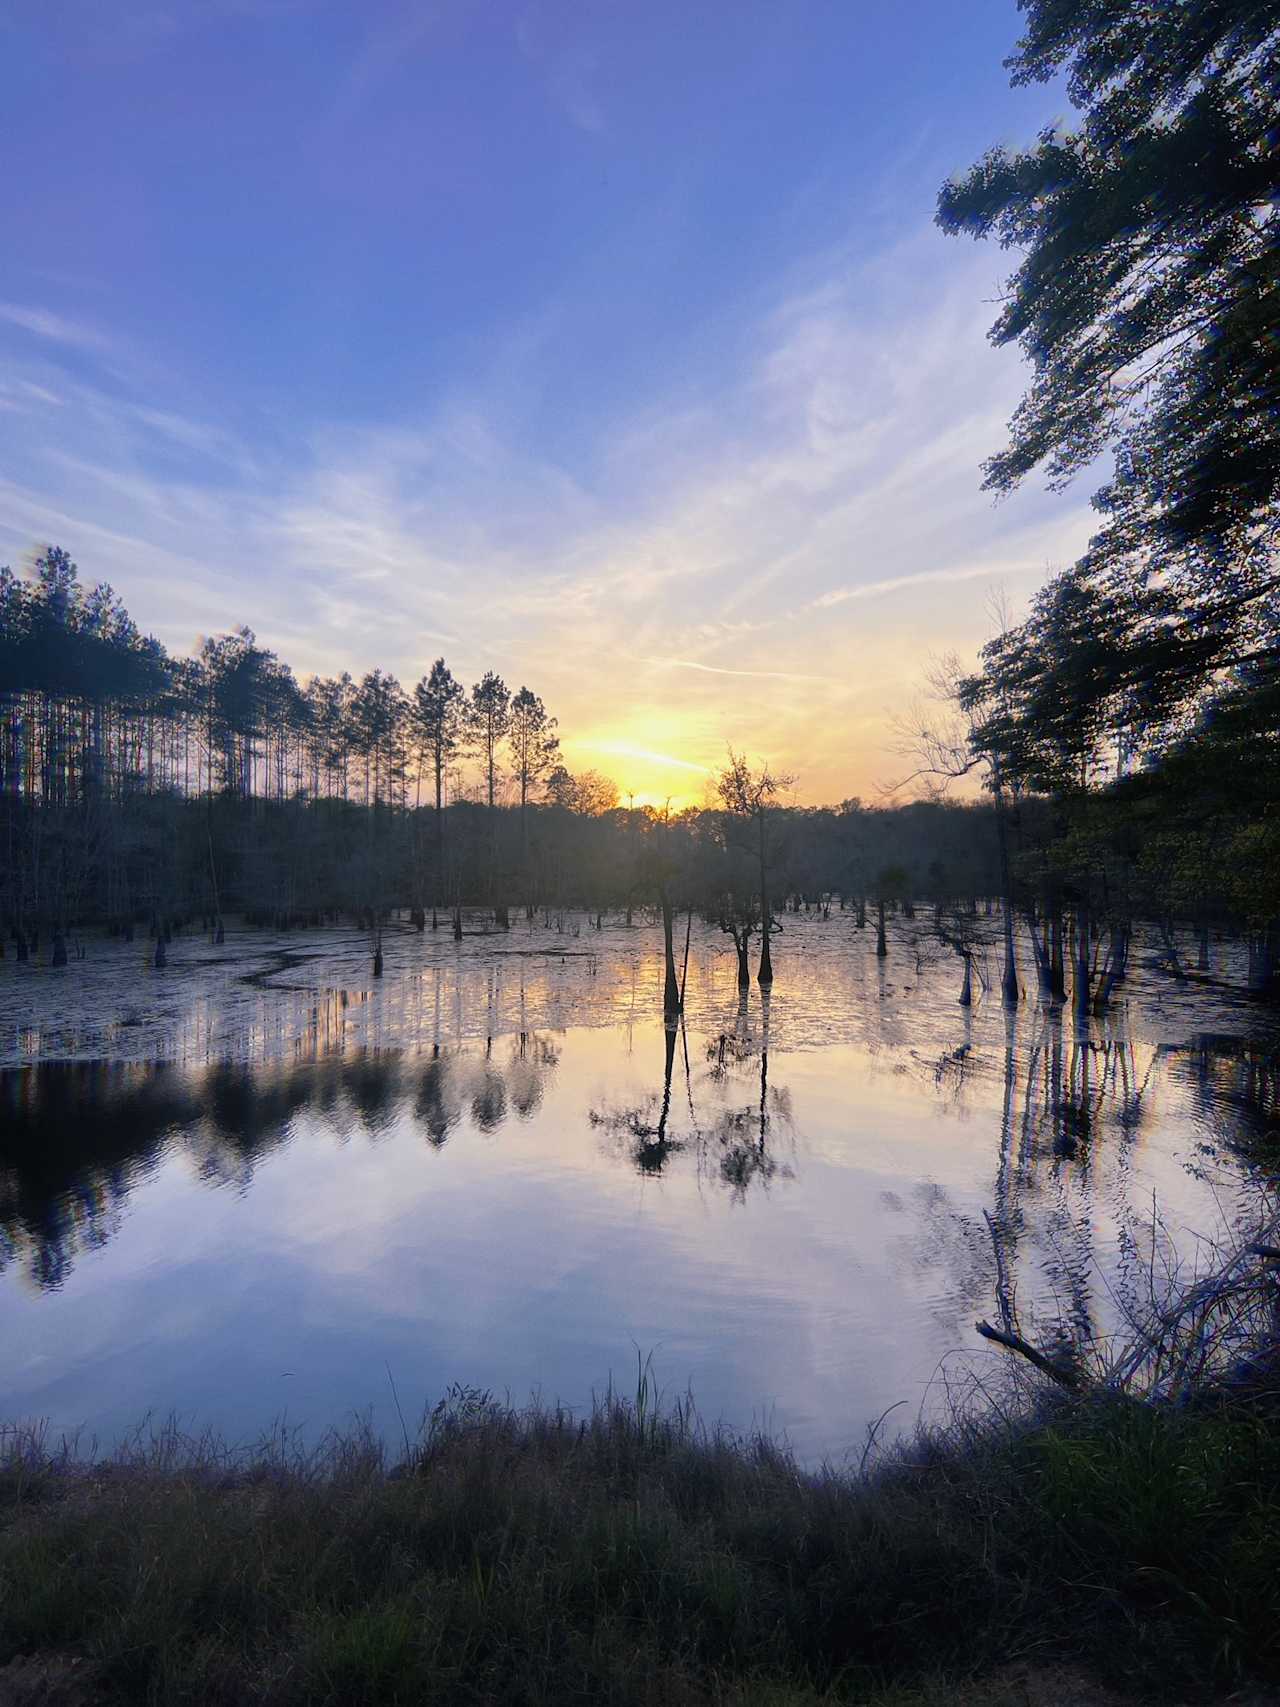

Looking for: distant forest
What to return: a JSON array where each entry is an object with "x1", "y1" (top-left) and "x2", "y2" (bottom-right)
[{"x1": 1, "y1": 542, "x2": 1276, "y2": 1003}]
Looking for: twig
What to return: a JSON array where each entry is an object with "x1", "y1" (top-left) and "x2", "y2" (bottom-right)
[{"x1": 859, "y1": 1399, "x2": 909, "y2": 1479}]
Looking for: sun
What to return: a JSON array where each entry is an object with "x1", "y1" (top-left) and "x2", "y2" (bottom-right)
[{"x1": 562, "y1": 723, "x2": 714, "y2": 814}]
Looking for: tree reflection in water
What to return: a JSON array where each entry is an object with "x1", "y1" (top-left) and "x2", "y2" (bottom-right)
[
  {"x1": 591, "y1": 989, "x2": 795, "y2": 1199},
  {"x1": 0, "y1": 1025, "x2": 566, "y2": 1290},
  {"x1": 0, "y1": 980, "x2": 1272, "y2": 1331},
  {"x1": 883, "y1": 1000, "x2": 1279, "y2": 1362}
]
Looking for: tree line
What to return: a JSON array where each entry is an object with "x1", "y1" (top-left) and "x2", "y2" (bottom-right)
[
  {"x1": 1, "y1": 546, "x2": 564, "y2": 821},
  {"x1": 0, "y1": 555, "x2": 1000, "y2": 926},
  {"x1": 2, "y1": 531, "x2": 1276, "y2": 1007},
  {"x1": 0, "y1": 544, "x2": 1016, "y2": 977}
]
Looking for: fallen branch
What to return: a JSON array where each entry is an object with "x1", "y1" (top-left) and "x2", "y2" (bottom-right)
[{"x1": 975, "y1": 1320, "x2": 1080, "y2": 1390}]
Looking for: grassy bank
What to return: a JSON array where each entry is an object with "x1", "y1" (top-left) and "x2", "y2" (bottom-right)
[
  {"x1": 3, "y1": 1231, "x2": 1278, "y2": 1707},
  {"x1": 0, "y1": 1369, "x2": 1277, "y2": 1707}
]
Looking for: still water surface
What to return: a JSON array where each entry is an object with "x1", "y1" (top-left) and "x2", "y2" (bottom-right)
[{"x1": 1, "y1": 915, "x2": 1276, "y2": 1462}]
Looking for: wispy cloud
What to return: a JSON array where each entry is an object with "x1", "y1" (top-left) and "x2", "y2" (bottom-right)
[
  {"x1": 575, "y1": 741, "x2": 710, "y2": 775},
  {"x1": 0, "y1": 302, "x2": 114, "y2": 353},
  {"x1": 639, "y1": 657, "x2": 837, "y2": 683},
  {"x1": 0, "y1": 229, "x2": 1093, "y2": 799},
  {"x1": 813, "y1": 559, "x2": 1048, "y2": 609}
]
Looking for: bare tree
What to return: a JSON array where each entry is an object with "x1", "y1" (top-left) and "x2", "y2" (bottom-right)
[
  {"x1": 716, "y1": 749, "x2": 794, "y2": 985},
  {"x1": 891, "y1": 602, "x2": 1023, "y2": 1007}
]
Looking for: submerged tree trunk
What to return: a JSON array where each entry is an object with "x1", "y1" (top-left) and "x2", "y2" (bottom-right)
[
  {"x1": 1248, "y1": 924, "x2": 1279, "y2": 997},
  {"x1": 757, "y1": 808, "x2": 773, "y2": 986},
  {"x1": 999, "y1": 897, "x2": 1019, "y2": 1006},
  {"x1": 994, "y1": 793, "x2": 1019, "y2": 1007},
  {"x1": 660, "y1": 888, "x2": 680, "y2": 1016},
  {"x1": 1073, "y1": 906, "x2": 1091, "y2": 1025},
  {"x1": 1029, "y1": 911, "x2": 1053, "y2": 998},
  {"x1": 1093, "y1": 922, "x2": 1129, "y2": 1012},
  {"x1": 736, "y1": 931, "x2": 750, "y2": 987},
  {"x1": 1050, "y1": 911, "x2": 1066, "y2": 1000},
  {"x1": 1159, "y1": 917, "x2": 1186, "y2": 980}
]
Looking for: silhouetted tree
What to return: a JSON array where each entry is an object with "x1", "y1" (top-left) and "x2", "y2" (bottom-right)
[
  {"x1": 468, "y1": 672, "x2": 511, "y2": 811},
  {"x1": 939, "y1": 0, "x2": 1279, "y2": 610},
  {"x1": 716, "y1": 750, "x2": 793, "y2": 985},
  {"x1": 507, "y1": 685, "x2": 559, "y2": 857}
]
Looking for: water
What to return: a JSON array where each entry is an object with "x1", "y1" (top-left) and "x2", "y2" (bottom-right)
[{"x1": 1, "y1": 913, "x2": 1276, "y2": 1463}]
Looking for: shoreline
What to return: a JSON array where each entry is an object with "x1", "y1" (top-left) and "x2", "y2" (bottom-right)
[{"x1": 2, "y1": 1313, "x2": 1278, "y2": 1706}]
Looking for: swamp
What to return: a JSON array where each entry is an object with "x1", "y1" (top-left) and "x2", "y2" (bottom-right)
[{"x1": 3, "y1": 909, "x2": 1275, "y2": 1463}]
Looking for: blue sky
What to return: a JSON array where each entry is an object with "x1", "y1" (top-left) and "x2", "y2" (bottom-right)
[{"x1": 0, "y1": 0, "x2": 1091, "y2": 802}]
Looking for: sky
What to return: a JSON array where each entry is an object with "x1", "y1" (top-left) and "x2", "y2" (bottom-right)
[{"x1": 0, "y1": 0, "x2": 1094, "y2": 807}]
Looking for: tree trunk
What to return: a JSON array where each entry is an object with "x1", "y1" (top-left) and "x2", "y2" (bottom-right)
[
  {"x1": 1029, "y1": 911, "x2": 1053, "y2": 998},
  {"x1": 994, "y1": 792, "x2": 1019, "y2": 1007},
  {"x1": 1093, "y1": 923, "x2": 1129, "y2": 1012},
  {"x1": 1073, "y1": 905, "x2": 1091, "y2": 1024},
  {"x1": 1247, "y1": 924, "x2": 1278, "y2": 997},
  {"x1": 660, "y1": 888, "x2": 680, "y2": 1016},
  {"x1": 757, "y1": 808, "x2": 773, "y2": 985},
  {"x1": 876, "y1": 898, "x2": 887, "y2": 959},
  {"x1": 1050, "y1": 911, "x2": 1066, "y2": 1000}
]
